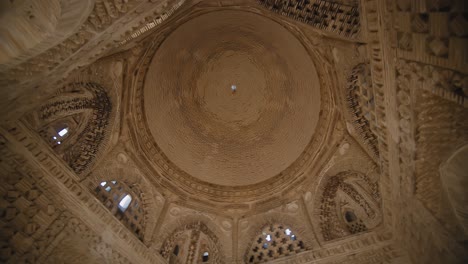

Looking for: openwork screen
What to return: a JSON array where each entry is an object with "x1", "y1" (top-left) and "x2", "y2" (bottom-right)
[
  {"x1": 94, "y1": 180, "x2": 145, "y2": 240},
  {"x1": 246, "y1": 224, "x2": 305, "y2": 263},
  {"x1": 160, "y1": 222, "x2": 224, "y2": 263}
]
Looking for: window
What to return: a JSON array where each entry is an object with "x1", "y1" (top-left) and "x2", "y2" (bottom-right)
[
  {"x1": 247, "y1": 224, "x2": 305, "y2": 263},
  {"x1": 202, "y1": 251, "x2": 209, "y2": 262},
  {"x1": 345, "y1": 211, "x2": 357, "y2": 223},
  {"x1": 50, "y1": 126, "x2": 70, "y2": 145},
  {"x1": 58, "y1": 128, "x2": 69, "y2": 137},
  {"x1": 173, "y1": 245, "x2": 179, "y2": 256},
  {"x1": 93, "y1": 180, "x2": 145, "y2": 241},
  {"x1": 118, "y1": 194, "x2": 132, "y2": 212}
]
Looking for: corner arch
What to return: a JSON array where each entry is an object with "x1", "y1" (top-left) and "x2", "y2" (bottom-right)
[
  {"x1": 313, "y1": 170, "x2": 382, "y2": 242},
  {"x1": 85, "y1": 151, "x2": 165, "y2": 245}
]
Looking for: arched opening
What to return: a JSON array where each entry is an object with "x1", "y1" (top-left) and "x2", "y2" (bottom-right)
[
  {"x1": 35, "y1": 82, "x2": 112, "y2": 175},
  {"x1": 93, "y1": 180, "x2": 145, "y2": 241},
  {"x1": 118, "y1": 194, "x2": 132, "y2": 212},
  {"x1": 318, "y1": 171, "x2": 382, "y2": 241},
  {"x1": 173, "y1": 245, "x2": 179, "y2": 256},
  {"x1": 202, "y1": 251, "x2": 209, "y2": 262}
]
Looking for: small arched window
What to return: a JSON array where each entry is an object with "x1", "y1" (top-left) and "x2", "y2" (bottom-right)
[
  {"x1": 173, "y1": 245, "x2": 179, "y2": 256},
  {"x1": 118, "y1": 194, "x2": 132, "y2": 212},
  {"x1": 202, "y1": 251, "x2": 209, "y2": 262}
]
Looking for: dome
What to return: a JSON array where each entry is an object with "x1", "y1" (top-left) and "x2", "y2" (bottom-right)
[{"x1": 143, "y1": 10, "x2": 321, "y2": 186}]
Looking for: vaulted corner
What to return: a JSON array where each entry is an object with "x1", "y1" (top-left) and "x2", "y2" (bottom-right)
[{"x1": 1, "y1": 0, "x2": 467, "y2": 264}]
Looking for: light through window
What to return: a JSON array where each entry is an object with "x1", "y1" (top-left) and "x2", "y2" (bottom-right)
[
  {"x1": 100, "y1": 181, "x2": 107, "y2": 186},
  {"x1": 58, "y1": 128, "x2": 69, "y2": 137},
  {"x1": 118, "y1": 194, "x2": 132, "y2": 211},
  {"x1": 266, "y1": 234, "x2": 271, "y2": 241},
  {"x1": 285, "y1": 229, "x2": 292, "y2": 236}
]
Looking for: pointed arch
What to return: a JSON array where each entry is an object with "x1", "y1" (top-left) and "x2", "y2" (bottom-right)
[
  {"x1": 94, "y1": 180, "x2": 145, "y2": 241},
  {"x1": 315, "y1": 171, "x2": 382, "y2": 241},
  {"x1": 159, "y1": 221, "x2": 225, "y2": 264},
  {"x1": 32, "y1": 82, "x2": 113, "y2": 175}
]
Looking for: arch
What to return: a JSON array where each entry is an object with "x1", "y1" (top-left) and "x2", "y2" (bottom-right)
[
  {"x1": 159, "y1": 221, "x2": 225, "y2": 264},
  {"x1": 33, "y1": 82, "x2": 113, "y2": 175},
  {"x1": 86, "y1": 152, "x2": 164, "y2": 245},
  {"x1": 245, "y1": 223, "x2": 306, "y2": 263},
  {"x1": 94, "y1": 180, "x2": 145, "y2": 241},
  {"x1": 314, "y1": 170, "x2": 382, "y2": 242},
  {"x1": 238, "y1": 212, "x2": 314, "y2": 262},
  {"x1": 440, "y1": 144, "x2": 468, "y2": 235}
]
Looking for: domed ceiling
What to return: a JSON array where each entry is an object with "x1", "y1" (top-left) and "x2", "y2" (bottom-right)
[{"x1": 143, "y1": 10, "x2": 321, "y2": 186}]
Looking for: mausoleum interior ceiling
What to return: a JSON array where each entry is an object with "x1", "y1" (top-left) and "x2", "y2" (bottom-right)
[{"x1": 0, "y1": 0, "x2": 467, "y2": 264}]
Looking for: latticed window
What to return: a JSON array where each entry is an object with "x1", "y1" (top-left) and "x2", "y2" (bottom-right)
[
  {"x1": 319, "y1": 171, "x2": 381, "y2": 241},
  {"x1": 32, "y1": 82, "x2": 112, "y2": 174},
  {"x1": 258, "y1": 0, "x2": 361, "y2": 38},
  {"x1": 344, "y1": 210, "x2": 367, "y2": 234},
  {"x1": 246, "y1": 224, "x2": 305, "y2": 263},
  {"x1": 94, "y1": 180, "x2": 145, "y2": 240}
]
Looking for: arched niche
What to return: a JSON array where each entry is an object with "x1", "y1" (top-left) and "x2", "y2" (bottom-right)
[
  {"x1": 314, "y1": 170, "x2": 382, "y2": 242},
  {"x1": 94, "y1": 180, "x2": 146, "y2": 241},
  {"x1": 440, "y1": 144, "x2": 468, "y2": 235},
  {"x1": 30, "y1": 82, "x2": 113, "y2": 175},
  {"x1": 159, "y1": 221, "x2": 225, "y2": 264}
]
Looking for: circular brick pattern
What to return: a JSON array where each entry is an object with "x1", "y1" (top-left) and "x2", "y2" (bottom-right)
[{"x1": 144, "y1": 10, "x2": 320, "y2": 186}]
